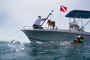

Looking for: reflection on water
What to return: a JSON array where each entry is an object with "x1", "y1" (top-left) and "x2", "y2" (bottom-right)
[{"x1": 0, "y1": 40, "x2": 90, "y2": 60}]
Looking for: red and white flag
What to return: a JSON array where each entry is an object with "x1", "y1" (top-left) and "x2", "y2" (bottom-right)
[{"x1": 60, "y1": 5, "x2": 67, "y2": 12}]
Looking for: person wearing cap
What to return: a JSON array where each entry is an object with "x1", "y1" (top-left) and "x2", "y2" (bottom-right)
[
  {"x1": 73, "y1": 35, "x2": 84, "y2": 43},
  {"x1": 33, "y1": 16, "x2": 48, "y2": 29}
]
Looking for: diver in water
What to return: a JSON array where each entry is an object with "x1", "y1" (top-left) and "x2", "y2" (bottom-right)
[{"x1": 72, "y1": 35, "x2": 84, "y2": 43}]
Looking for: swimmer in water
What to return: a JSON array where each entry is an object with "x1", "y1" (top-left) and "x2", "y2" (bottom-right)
[{"x1": 71, "y1": 35, "x2": 84, "y2": 43}]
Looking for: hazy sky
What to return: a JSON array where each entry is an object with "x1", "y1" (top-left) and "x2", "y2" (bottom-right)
[{"x1": 0, "y1": 0, "x2": 90, "y2": 42}]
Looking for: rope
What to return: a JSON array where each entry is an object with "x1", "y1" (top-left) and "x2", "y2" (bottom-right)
[{"x1": 0, "y1": 30, "x2": 20, "y2": 41}]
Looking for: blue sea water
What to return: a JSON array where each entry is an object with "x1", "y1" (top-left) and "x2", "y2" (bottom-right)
[{"x1": 0, "y1": 40, "x2": 90, "y2": 60}]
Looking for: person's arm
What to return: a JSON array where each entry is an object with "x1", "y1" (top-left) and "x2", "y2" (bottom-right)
[
  {"x1": 42, "y1": 17, "x2": 48, "y2": 20},
  {"x1": 70, "y1": 40, "x2": 77, "y2": 44},
  {"x1": 40, "y1": 17, "x2": 48, "y2": 26}
]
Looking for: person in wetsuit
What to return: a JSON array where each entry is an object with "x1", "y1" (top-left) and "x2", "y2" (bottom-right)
[{"x1": 73, "y1": 35, "x2": 84, "y2": 43}]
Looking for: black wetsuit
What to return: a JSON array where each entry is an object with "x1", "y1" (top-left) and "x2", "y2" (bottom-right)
[{"x1": 72, "y1": 40, "x2": 82, "y2": 43}]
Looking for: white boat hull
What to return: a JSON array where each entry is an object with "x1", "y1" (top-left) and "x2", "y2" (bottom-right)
[{"x1": 22, "y1": 29, "x2": 90, "y2": 42}]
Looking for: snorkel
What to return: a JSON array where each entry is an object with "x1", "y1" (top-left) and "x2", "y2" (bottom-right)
[{"x1": 80, "y1": 39, "x2": 83, "y2": 43}]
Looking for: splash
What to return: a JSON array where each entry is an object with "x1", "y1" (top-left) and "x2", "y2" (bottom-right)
[
  {"x1": 30, "y1": 41, "x2": 72, "y2": 46},
  {"x1": 0, "y1": 40, "x2": 24, "y2": 53},
  {"x1": 59, "y1": 41, "x2": 71, "y2": 46}
]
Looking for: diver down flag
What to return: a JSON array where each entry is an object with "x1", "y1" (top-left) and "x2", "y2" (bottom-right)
[{"x1": 60, "y1": 5, "x2": 67, "y2": 12}]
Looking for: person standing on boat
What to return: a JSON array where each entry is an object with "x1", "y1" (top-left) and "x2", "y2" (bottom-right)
[{"x1": 33, "y1": 16, "x2": 48, "y2": 29}]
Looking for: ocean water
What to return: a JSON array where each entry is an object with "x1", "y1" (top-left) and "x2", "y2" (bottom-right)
[{"x1": 0, "y1": 40, "x2": 90, "y2": 60}]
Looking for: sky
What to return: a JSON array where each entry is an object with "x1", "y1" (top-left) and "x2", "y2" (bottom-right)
[{"x1": 0, "y1": 0, "x2": 90, "y2": 42}]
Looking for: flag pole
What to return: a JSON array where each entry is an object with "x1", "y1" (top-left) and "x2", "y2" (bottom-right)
[
  {"x1": 59, "y1": 5, "x2": 67, "y2": 29},
  {"x1": 59, "y1": 5, "x2": 62, "y2": 29}
]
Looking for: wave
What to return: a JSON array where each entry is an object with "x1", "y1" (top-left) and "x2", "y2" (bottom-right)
[
  {"x1": 0, "y1": 40, "x2": 24, "y2": 54},
  {"x1": 0, "y1": 40, "x2": 89, "y2": 60},
  {"x1": 30, "y1": 41, "x2": 72, "y2": 46}
]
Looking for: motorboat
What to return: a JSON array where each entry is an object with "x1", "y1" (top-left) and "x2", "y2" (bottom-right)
[{"x1": 22, "y1": 10, "x2": 90, "y2": 42}]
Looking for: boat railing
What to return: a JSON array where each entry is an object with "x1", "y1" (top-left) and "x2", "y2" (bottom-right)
[
  {"x1": 23, "y1": 26, "x2": 32, "y2": 30},
  {"x1": 23, "y1": 26, "x2": 57, "y2": 30},
  {"x1": 22, "y1": 26, "x2": 73, "y2": 32}
]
